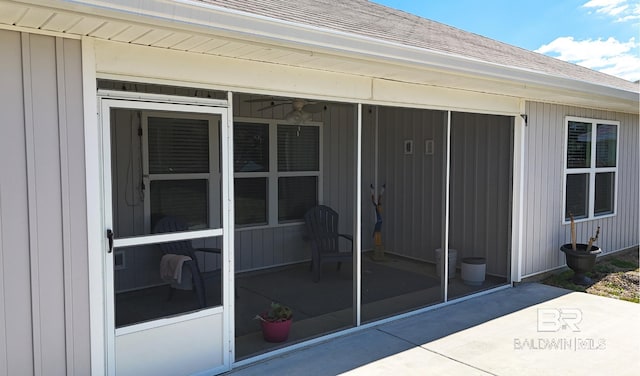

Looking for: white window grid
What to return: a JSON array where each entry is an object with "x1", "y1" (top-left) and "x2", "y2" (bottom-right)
[
  {"x1": 233, "y1": 117, "x2": 323, "y2": 229},
  {"x1": 141, "y1": 111, "x2": 221, "y2": 233},
  {"x1": 562, "y1": 116, "x2": 619, "y2": 224}
]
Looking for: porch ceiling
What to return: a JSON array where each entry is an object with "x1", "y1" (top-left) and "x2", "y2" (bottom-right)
[{"x1": 1, "y1": 0, "x2": 637, "y2": 113}]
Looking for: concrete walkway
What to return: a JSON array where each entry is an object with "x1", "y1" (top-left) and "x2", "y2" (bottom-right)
[{"x1": 227, "y1": 283, "x2": 640, "y2": 375}]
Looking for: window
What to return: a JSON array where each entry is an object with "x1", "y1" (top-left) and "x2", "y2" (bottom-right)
[
  {"x1": 234, "y1": 119, "x2": 321, "y2": 227},
  {"x1": 563, "y1": 117, "x2": 618, "y2": 222},
  {"x1": 143, "y1": 112, "x2": 220, "y2": 231}
]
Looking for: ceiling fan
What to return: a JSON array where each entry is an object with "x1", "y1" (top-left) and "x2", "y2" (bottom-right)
[{"x1": 246, "y1": 97, "x2": 326, "y2": 122}]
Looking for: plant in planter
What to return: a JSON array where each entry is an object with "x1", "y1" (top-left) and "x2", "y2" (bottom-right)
[
  {"x1": 560, "y1": 213, "x2": 601, "y2": 286},
  {"x1": 255, "y1": 302, "x2": 293, "y2": 343}
]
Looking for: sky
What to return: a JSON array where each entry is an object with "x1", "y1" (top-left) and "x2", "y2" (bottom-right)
[{"x1": 373, "y1": 0, "x2": 640, "y2": 82}]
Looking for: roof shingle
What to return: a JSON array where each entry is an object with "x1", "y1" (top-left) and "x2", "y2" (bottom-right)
[{"x1": 199, "y1": 0, "x2": 638, "y2": 92}]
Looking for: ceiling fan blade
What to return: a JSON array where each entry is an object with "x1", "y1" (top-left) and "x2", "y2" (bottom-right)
[
  {"x1": 303, "y1": 103, "x2": 325, "y2": 113},
  {"x1": 244, "y1": 97, "x2": 288, "y2": 103},
  {"x1": 257, "y1": 102, "x2": 288, "y2": 111}
]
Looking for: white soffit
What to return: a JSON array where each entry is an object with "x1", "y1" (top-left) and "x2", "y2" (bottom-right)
[
  {"x1": 1, "y1": 0, "x2": 638, "y2": 113},
  {"x1": 93, "y1": 38, "x2": 373, "y2": 101}
]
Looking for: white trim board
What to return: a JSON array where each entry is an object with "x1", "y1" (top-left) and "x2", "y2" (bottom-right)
[
  {"x1": 93, "y1": 39, "x2": 522, "y2": 116},
  {"x1": 81, "y1": 36, "x2": 108, "y2": 376}
]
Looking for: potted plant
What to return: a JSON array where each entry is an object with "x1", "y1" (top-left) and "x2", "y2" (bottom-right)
[
  {"x1": 255, "y1": 302, "x2": 293, "y2": 342},
  {"x1": 560, "y1": 213, "x2": 601, "y2": 286}
]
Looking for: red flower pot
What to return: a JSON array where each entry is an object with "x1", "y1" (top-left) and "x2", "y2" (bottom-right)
[{"x1": 260, "y1": 318, "x2": 292, "y2": 343}]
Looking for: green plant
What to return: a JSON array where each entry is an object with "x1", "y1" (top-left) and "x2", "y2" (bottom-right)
[{"x1": 255, "y1": 302, "x2": 292, "y2": 323}]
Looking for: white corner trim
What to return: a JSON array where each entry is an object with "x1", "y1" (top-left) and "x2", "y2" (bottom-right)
[
  {"x1": 81, "y1": 36, "x2": 107, "y2": 376},
  {"x1": 511, "y1": 100, "x2": 526, "y2": 283}
]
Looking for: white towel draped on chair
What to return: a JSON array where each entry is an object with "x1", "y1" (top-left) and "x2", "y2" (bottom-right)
[{"x1": 160, "y1": 254, "x2": 193, "y2": 289}]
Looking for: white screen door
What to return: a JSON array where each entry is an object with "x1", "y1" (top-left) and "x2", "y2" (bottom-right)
[{"x1": 100, "y1": 95, "x2": 233, "y2": 376}]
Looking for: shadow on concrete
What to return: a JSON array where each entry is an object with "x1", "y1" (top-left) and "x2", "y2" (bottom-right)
[{"x1": 227, "y1": 283, "x2": 572, "y2": 375}]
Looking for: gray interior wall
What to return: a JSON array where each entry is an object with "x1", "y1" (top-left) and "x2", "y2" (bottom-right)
[
  {"x1": 449, "y1": 112, "x2": 514, "y2": 277},
  {"x1": 372, "y1": 108, "x2": 513, "y2": 278},
  {"x1": 0, "y1": 30, "x2": 89, "y2": 375},
  {"x1": 522, "y1": 101, "x2": 639, "y2": 277},
  {"x1": 375, "y1": 107, "x2": 446, "y2": 262}
]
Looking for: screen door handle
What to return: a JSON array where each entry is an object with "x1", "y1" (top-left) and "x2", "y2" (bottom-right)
[{"x1": 106, "y1": 229, "x2": 114, "y2": 253}]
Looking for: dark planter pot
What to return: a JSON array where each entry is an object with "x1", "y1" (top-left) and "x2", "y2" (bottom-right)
[
  {"x1": 260, "y1": 318, "x2": 292, "y2": 343},
  {"x1": 560, "y1": 243, "x2": 601, "y2": 286}
]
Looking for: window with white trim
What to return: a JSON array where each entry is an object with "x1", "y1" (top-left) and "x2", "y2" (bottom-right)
[
  {"x1": 563, "y1": 117, "x2": 618, "y2": 222},
  {"x1": 142, "y1": 112, "x2": 220, "y2": 232},
  {"x1": 234, "y1": 119, "x2": 321, "y2": 227}
]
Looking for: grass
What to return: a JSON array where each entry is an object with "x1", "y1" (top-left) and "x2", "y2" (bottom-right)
[
  {"x1": 542, "y1": 247, "x2": 639, "y2": 303},
  {"x1": 609, "y1": 259, "x2": 637, "y2": 269}
]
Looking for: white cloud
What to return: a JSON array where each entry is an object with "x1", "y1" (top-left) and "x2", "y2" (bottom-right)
[
  {"x1": 614, "y1": 3, "x2": 640, "y2": 21},
  {"x1": 543, "y1": 2, "x2": 640, "y2": 81},
  {"x1": 535, "y1": 36, "x2": 640, "y2": 81},
  {"x1": 583, "y1": 0, "x2": 640, "y2": 21},
  {"x1": 608, "y1": 5, "x2": 628, "y2": 15},
  {"x1": 583, "y1": 0, "x2": 625, "y2": 5}
]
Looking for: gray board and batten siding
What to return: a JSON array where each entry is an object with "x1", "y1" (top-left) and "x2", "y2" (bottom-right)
[
  {"x1": 372, "y1": 107, "x2": 513, "y2": 278},
  {"x1": 0, "y1": 30, "x2": 90, "y2": 375},
  {"x1": 370, "y1": 107, "x2": 446, "y2": 264},
  {"x1": 521, "y1": 101, "x2": 639, "y2": 277},
  {"x1": 449, "y1": 112, "x2": 514, "y2": 278}
]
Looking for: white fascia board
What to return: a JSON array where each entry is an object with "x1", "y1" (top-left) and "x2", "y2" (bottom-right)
[{"x1": 21, "y1": 0, "x2": 639, "y2": 105}]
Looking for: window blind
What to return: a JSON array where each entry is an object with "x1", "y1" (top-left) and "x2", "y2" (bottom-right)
[
  {"x1": 277, "y1": 125, "x2": 319, "y2": 172},
  {"x1": 566, "y1": 121, "x2": 591, "y2": 169},
  {"x1": 148, "y1": 117, "x2": 209, "y2": 174}
]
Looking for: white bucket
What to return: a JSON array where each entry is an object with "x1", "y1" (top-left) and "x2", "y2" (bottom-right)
[
  {"x1": 461, "y1": 257, "x2": 486, "y2": 286},
  {"x1": 434, "y1": 248, "x2": 457, "y2": 278}
]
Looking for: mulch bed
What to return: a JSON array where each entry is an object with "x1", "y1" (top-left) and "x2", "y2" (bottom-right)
[{"x1": 542, "y1": 247, "x2": 639, "y2": 303}]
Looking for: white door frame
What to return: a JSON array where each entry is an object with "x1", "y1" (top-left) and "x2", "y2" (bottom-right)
[{"x1": 98, "y1": 91, "x2": 235, "y2": 376}]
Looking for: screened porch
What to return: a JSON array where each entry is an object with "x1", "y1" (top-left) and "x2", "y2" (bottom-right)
[{"x1": 105, "y1": 81, "x2": 512, "y2": 360}]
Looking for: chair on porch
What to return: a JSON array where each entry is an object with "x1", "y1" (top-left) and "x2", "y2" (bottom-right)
[
  {"x1": 304, "y1": 205, "x2": 353, "y2": 282},
  {"x1": 154, "y1": 216, "x2": 222, "y2": 308}
]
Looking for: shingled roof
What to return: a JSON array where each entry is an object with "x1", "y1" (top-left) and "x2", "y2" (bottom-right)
[{"x1": 199, "y1": 0, "x2": 638, "y2": 93}]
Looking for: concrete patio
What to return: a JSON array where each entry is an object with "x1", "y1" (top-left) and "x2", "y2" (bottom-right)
[{"x1": 227, "y1": 283, "x2": 640, "y2": 375}]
